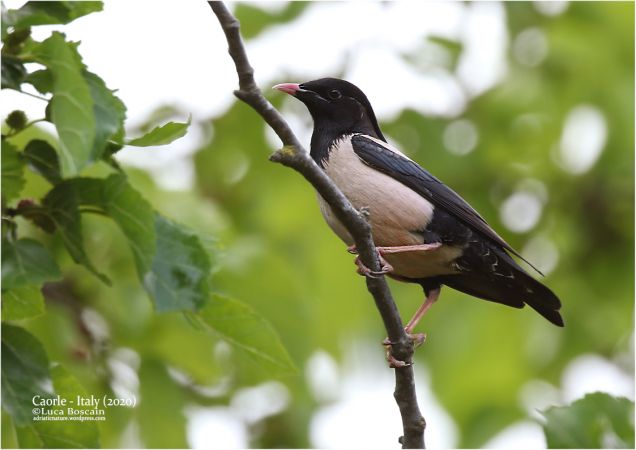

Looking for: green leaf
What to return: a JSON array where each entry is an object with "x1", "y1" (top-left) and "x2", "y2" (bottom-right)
[
  {"x1": 98, "y1": 174, "x2": 156, "y2": 275},
  {"x1": 43, "y1": 181, "x2": 110, "y2": 284},
  {"x1": 1, "y1": 57, "x2": 27, "y2": 90},
  {"x1": 2, "y1": 325, "x2": 100, "y2": 448},
  {"x1": 14, "y1": 199, "x2": 56, "y2": 234},
  {"x1": 542, "y1": 392, "x2": 635, "y2": 449},
  {"x1": 23, "y1": 139, "x2": 61, "y2": 185},
  {"x1": 1, "y1": 325, "x2": 51, "y2": 426},
  {"x1": 4, "y1": 2, "x2": 102, "y2": 30},
  {"x1": 233, "y1": 2, "x2": 310, "y2": 40},
  {"x1": 144, "y1": 214, "x2": 211, "y2": 312},
  {"x1": 12, "y1": 366, "x2": 101, "y2": 449},
  {"x1": 1, "y1": 238, "x2": 61, "y2": 290},
  {"x1": 198, "y1": 294, "x2": 297, "y2": 373},
  {"x1": 84, "y1": 71, "x2": 126, "y2": 160},
  {"x1": 32, "y1": 174, "x2": 214, "y2": 312},
  {"x1": 24, "y1": 69, "x2": 53, "y2": 94},
  {"x1": 97, "y1": 176, "x2": 212, "y2": 312},
  {"x1": 1, "y1": 140, "x2": 26, "y2": 201},
  {"x1": 127, "y1": 117, "x2": 191, "y2": 147},
  {"x1": 2, "y1": 285, "x2": 45, "y2": 321},
  {"x1": 28, "y1": 174, "x2": 155, "y2": 285},
  {"x1": 32, "y1": 32, "x2": 95, "y2": 176},
  {"x1": 19, "y1": 365, "x2": 100, "y2": 449}
]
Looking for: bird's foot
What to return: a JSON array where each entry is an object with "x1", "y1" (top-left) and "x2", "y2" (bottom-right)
[
  {"x1": 408, "y1": 332, "x2": 427, "y2": 348},
  {"x1": 382, "y1": 332, "x2": 427, "y2": 368},
  {"x1": 348, "y1": 245, "x2": 394, "y2": 277},
  {"x1": 354, "y1": 254, "x2": 393, "y2": 278}
]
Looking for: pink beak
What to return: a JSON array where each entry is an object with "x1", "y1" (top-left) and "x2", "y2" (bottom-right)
[{"x1": 273, "y1": 82, "x2": 300, "y2": 95}]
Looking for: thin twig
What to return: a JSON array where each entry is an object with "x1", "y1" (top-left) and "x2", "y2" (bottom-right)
[{"x1": 208, "y1": 2, "x2": 426, "y2": 447}]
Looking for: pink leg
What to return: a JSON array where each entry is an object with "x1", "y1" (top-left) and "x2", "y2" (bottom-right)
[
  {"x1": 382, "y1": 287, "x2": 441, "y2": 367},
  {"x1": 348, "y1": 242, "x2": 441, "y2": 255},
  {"x1": 377, "y1": 243, "x2": 442, "y2": 254},
  {"x1": 404, "y1": 287, "x2": 441, "y2": 334}
]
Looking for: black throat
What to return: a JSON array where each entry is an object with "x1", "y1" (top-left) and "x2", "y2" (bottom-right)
[{"x1": 309, "y1": 118, "x2": 383, "y2": 167}]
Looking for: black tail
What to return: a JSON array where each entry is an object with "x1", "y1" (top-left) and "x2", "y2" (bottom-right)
[{"x1": 437, "y1": 248, "x2": 564, "y2": 327}]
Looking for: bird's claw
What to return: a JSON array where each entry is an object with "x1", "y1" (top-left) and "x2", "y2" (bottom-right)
[
  {"x1": 382, "y1": 333, "x2": 427, "y2": 368},
  {"x1": 350, "y1": 245, "x2": 393, "y2": 277},
  {"x1": 354, "y1": 255, "x2": 393, "y2": 278},
  {"x1": 387, "y1": 353, "x2": 411, "y2": 368},
  {"x1": 382, "y1": 340, "x2": 411, "y2": 368},
  {"x1": 409, "y1": 332, "x2": 427, "y2": 348}
]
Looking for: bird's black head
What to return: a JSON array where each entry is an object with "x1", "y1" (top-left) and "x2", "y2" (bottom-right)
[{"x1": 274, "y1": 78, "x2": 386, "y2": 163}]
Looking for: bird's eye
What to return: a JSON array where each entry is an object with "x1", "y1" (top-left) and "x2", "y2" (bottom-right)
[{"x1": 328, "y1": 89, "x2": 342, "y2": 100}]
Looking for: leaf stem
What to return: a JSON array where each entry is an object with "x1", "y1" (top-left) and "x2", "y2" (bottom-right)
[{"x1": 17, "y1": 90, "x2": 50, "y2": 102}]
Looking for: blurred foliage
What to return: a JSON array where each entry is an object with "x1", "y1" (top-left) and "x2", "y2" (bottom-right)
[
  {"x1": 1, "y1": 1, "x2": 634, "y2": 449},
  {"x1": 541, "y1": 392, "x2": 634, "y2": 449},
  {"x1": 1, "y1": 2, "x2": 294, "y2": 448}
]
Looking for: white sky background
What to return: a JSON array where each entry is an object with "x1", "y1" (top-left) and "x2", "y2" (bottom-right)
[{"x1": 1, "y1": 1, "x2": 630, "y2": 449}]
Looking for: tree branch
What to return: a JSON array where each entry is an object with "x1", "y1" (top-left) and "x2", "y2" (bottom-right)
[{"x1": 208, "y1": 2, "x2": 425, "y2": 447}]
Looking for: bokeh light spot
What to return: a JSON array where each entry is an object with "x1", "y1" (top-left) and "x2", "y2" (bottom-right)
[
  {"x1": 500, "y1": 191, "x2": 543, "y2": 233},
  {"x1": 513, "y1": 27, "x2": 549, "y2": 67},
  {"x1": 557, "y1": 105, "x2": 607, "y2": 174},
  {"x1": 443, "y1": 119, "x2": 478, "y2": 155}
]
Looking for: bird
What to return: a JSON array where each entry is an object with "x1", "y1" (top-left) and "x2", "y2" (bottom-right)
[{"x1": 273, "y1": 77, "x2": 563, "y2": 345}]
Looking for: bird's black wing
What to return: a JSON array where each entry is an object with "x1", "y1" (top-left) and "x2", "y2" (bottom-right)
[{"x1": 351, "y1": 134, "x2": 541, "y2": 274}]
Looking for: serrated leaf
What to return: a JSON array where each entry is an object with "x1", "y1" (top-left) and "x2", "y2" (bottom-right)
[
  {"x1": 35, "y1": 174, "x2": 214, "y2": 312},
  {"x1": 1, "y1": 325, "x2": 51, "y2": 426},
  {"x1": 98, "y1": 179, "x2": 211, "y2": 312},
  {"x1": 23, "y1": 139, "x2": 61, "y2": 185},
  {"x1": 99, "y1": 174, "x2": 156, "y2": 274},
  {"x1": 4, "y1": 2, "x2": 102, "y2": 30},
  {"x1": 2, "y1": 285, "x2": 45, "y2": 321},
  {"x1": 32, "y1": 32, "x2": 95, "y2": 176},
  {"x1": 144, "y1": 215, "x2": 211, "y2": 312},
  {"x1": 542, "y1": 392, "x2": 635, "y2": 449},
  {"x1": 32, "y1": 174, "x2": 154, "y2": 285},
  {"x1": 198, "y1": 294, "x2": 297, "y2": 373},
  {"x1": 1, "y1": 57, "x2": 27, "y2": 90},
  {"x1": 127, "y1": 117, "x2": 191, "y2": 147},
  {"x1": 43, "y1": 181, "x2": 110, "y2": 284},
  {"x1": 1, "y1": 140, "x2": 26, "y2": 201},
  {"x1": 1, "y1": 238, "x2": 61, "y2": 290},
  {"x1": 84, "y1": 71, "x2": 126, "y2": 160}
]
